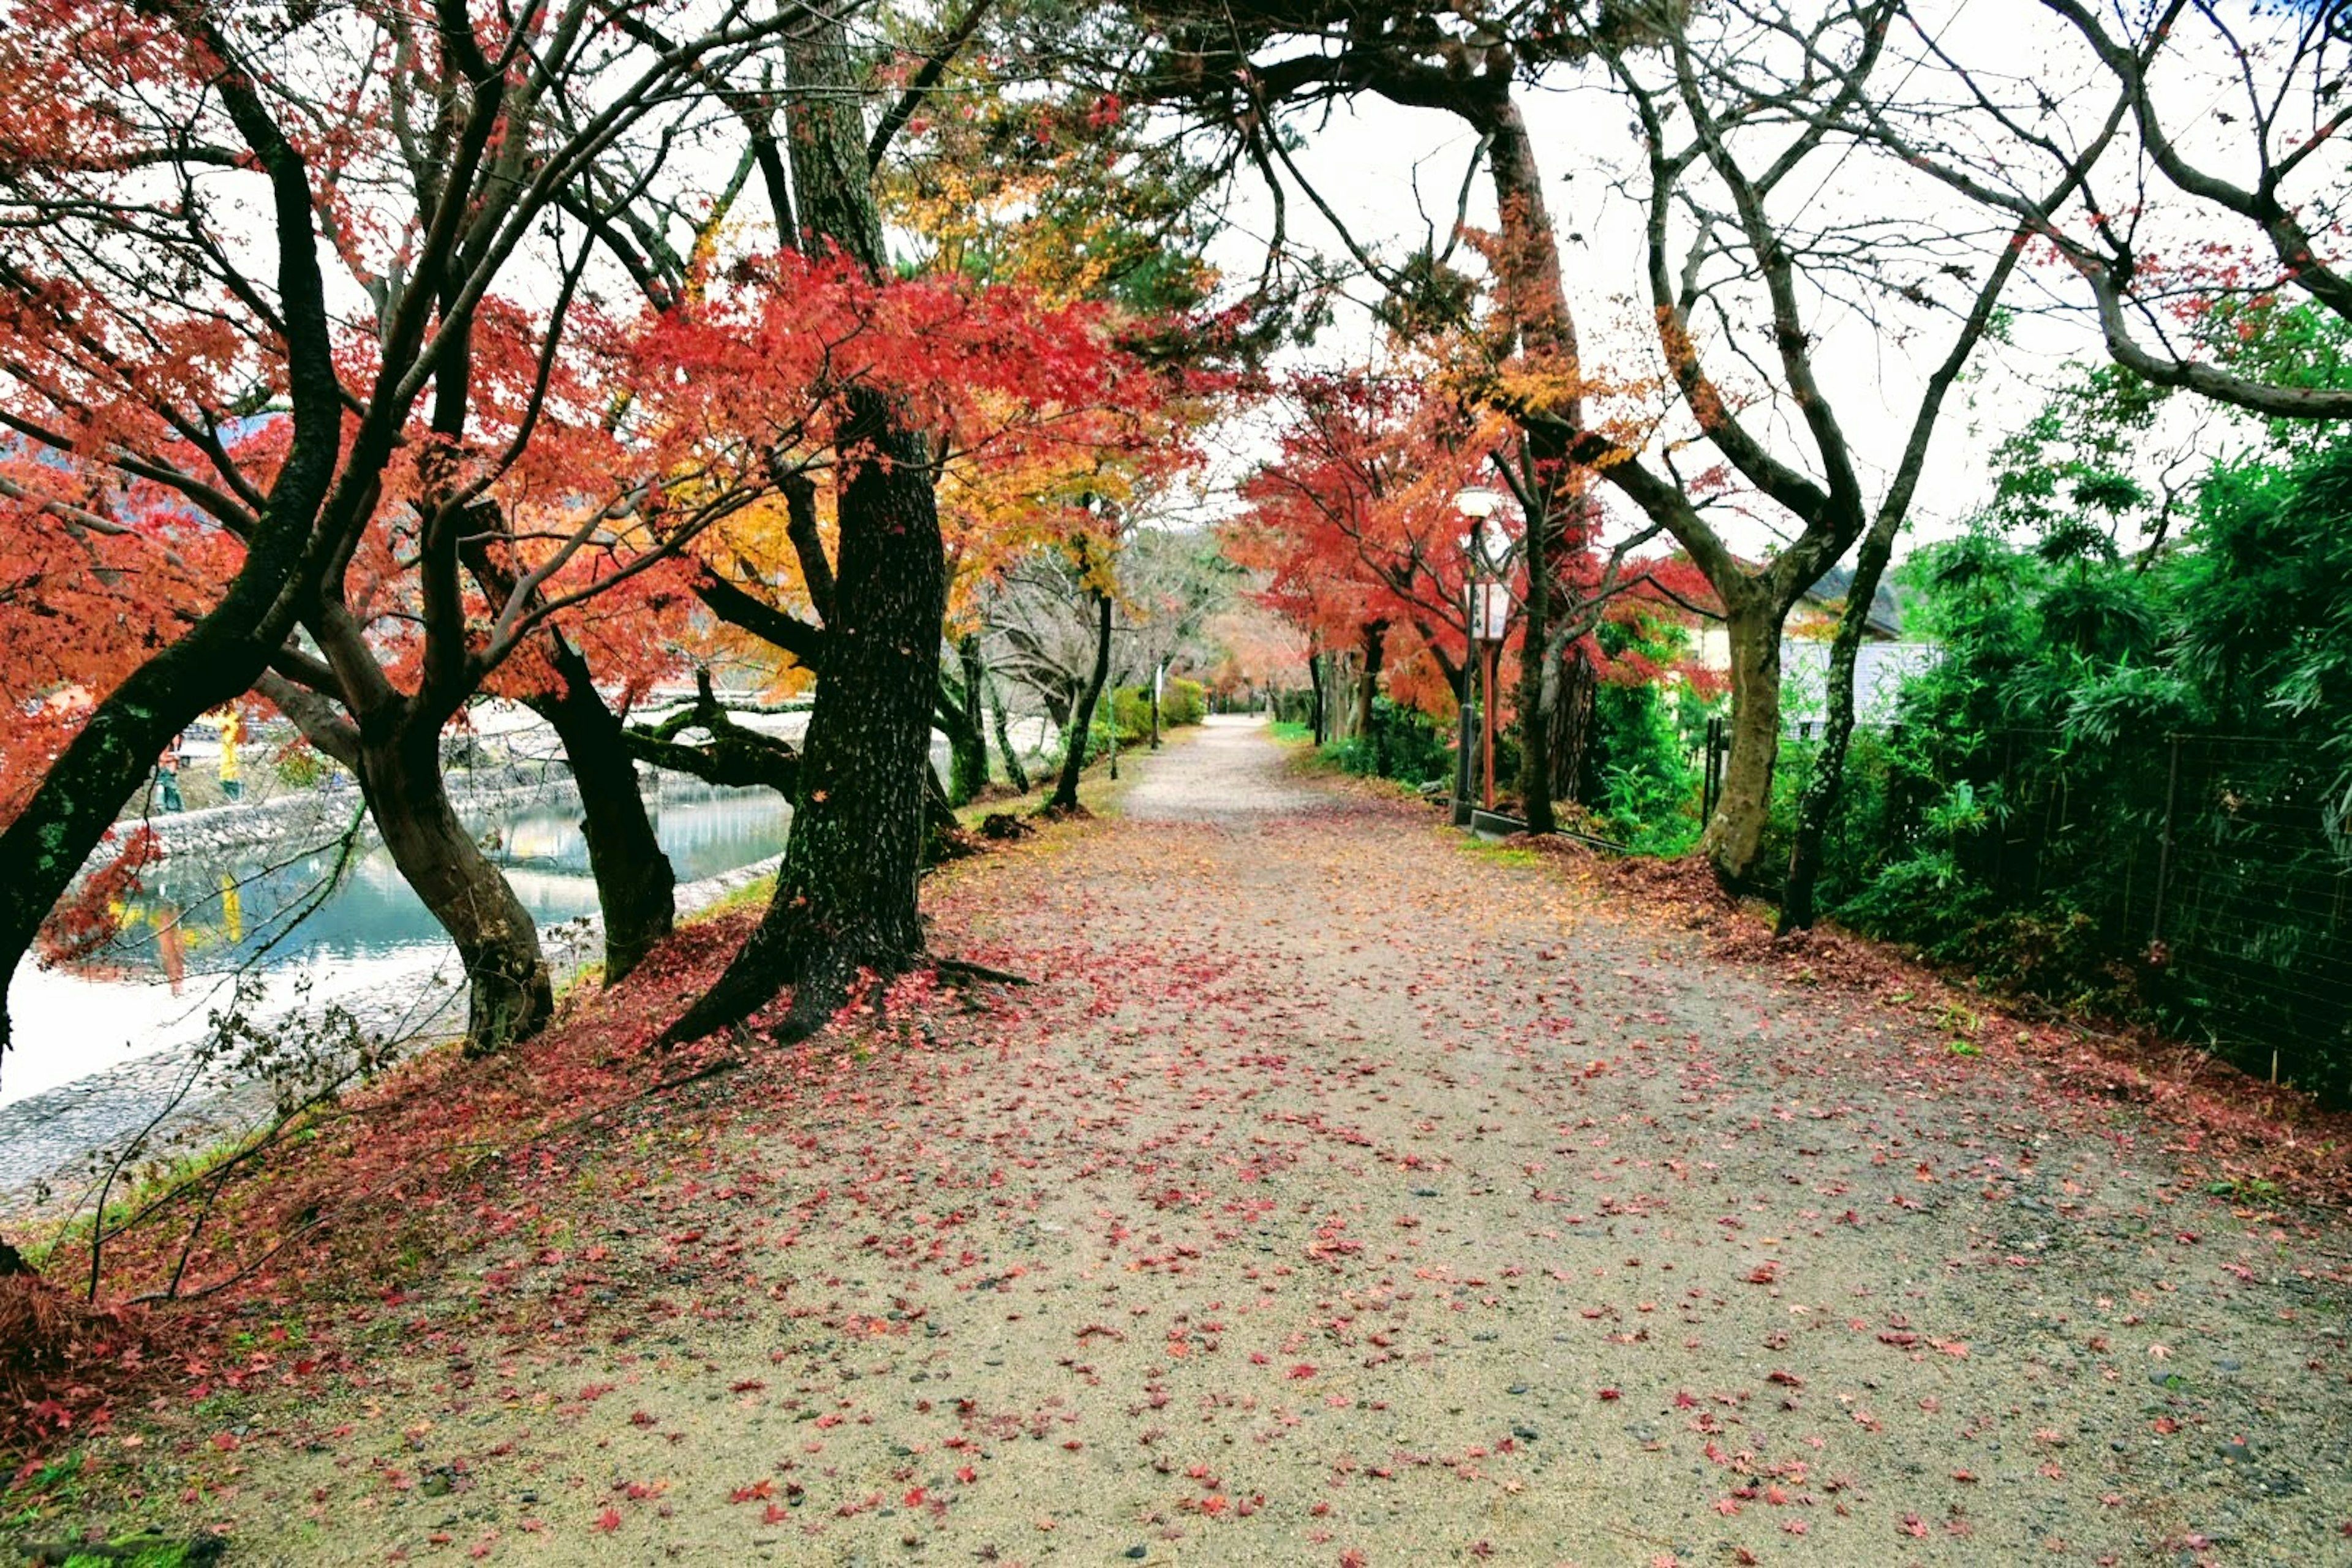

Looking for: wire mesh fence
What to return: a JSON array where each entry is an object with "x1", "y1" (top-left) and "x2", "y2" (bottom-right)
[{"x1": 1784, "y1": 723, "x2": 2352, "y2": 1099}]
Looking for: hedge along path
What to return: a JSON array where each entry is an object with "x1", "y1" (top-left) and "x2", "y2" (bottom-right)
[{"x1": 44, "y1": 716, "x2": 2352, "y2": 1566}]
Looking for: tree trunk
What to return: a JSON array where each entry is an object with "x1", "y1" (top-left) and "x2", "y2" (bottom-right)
[
  {"x1": 1307, "y1": 652, "x2": 1327, "y2": 746},
  {"x1": 1702, "y1": 599, "x2": 1784, "y2": 888},
  {"x1": 359, "y1": 720, "x2": 553, "y2": 1055},
  {"x1": 1516, "y1": 502, "x2": 1556, "y2": 833},
  {"x1": 660, "y1": 4, "x2": 951, "y2": 1044},
  {"x1": 941, "y1": 634, "x2": 989, "y2": 805},
  {"x1": 1049, "y1": 589, "x2": 1113, "y2": 812},
  {"x1": 662, "y1": 390, "x2": 947, "y2": 1042},
  {"x1": 1548, "y1": 643, "x2": 1597, "y2": 807},
  {"x1": 1485, "y1": 87, "x2": 1577, "y2": 839},
  {"x1": 1780, "y1": 516, "x2": 1902, "y2": 933},
  {"x1": 0, "y1": 74, "x2": 347, "y2": 1072},
  {"x1": 1148, "y1": 660, "x2": 1163, "y2": 750},
  {"x1": 1355, "y1": 620, "x2": 1386, "y2": 753},
  {"x1": 0, "y1": 652, "x2": 257, "y2": 1067},
  {"x1": 987, "y1": 674, "x2": 1031, "y2": 793},
  {"x1": 530, "y1": 639, "x2": 675, "y2": 984}
]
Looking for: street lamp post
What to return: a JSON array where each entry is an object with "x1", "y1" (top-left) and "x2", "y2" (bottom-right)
[{"x1": 1457, "y1": 486, "x2": 1508, "y2": 821}]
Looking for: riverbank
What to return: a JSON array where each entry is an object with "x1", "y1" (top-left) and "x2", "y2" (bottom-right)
[{"x1": 0, "y1": 850, "x2": 785, "y2": 1223}]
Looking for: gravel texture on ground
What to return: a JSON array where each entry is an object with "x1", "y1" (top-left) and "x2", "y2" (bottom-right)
[{"x1": 32, "y1": 717, "x2": 2352, "y2": 1567}]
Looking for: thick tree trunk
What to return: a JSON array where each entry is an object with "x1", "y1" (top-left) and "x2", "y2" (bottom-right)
[
  {"x1": 0, "y1": 649, "x2": 266, "y2": 1067},
  {"x1": 1517, "y1": 517, "x2": 1555, "y2": 832},
  {"x1": 658, "y1": 4, "x2": 952, "y2": 1044},
  {"x1": 1702, "y1": 600, "x2": 1785, "y2": 888},
  {"x1": 1781, "y1": 518, "x2": 1902, "y2": 933},
  {"x1": 663, "y1": 391, "x2": 947, "y2": 1042},
  {"x1": 987, "y1": 675, "x2": 1031, "y2": 794},
  {"x1": 359, "y1": 720, "x2": 552, "y2": 1055},
  {"x1": 530, "y1": 640, "x2": 675, "y2": 984},
  {"x1": 941, "y1": 634, "x2": 989, "y2": 805},
  {"x1": 1485, "y1": 89, "x2": 1577, "y2": 839},
  {"x1": 1148, "y1": 660, "x2": 1163, "y2": 750},
  {"x1": 1049, "y1": 590, "x2": 1113, "y2": 812}
]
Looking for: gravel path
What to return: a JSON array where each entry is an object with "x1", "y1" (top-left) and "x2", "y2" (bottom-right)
[{"x1": 55, "y1": 718, "x2": 2352, "y2": 1566}]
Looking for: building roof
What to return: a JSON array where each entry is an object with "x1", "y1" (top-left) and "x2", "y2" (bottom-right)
[{"x1": 1802, "y1": 565, "x2": 1904, "y2": 639}]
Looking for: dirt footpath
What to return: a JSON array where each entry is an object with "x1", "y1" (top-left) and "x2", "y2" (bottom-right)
[{"x1": 76, "y1": 718, "x2": 2352, "y2": 1566}]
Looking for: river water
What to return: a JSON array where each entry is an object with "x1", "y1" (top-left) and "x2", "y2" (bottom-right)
[{"x1": 1, "y1": 781, "x2": 791, "y2": 1107}]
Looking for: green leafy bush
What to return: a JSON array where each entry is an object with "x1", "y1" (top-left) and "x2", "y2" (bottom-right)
[
  {"x1": 1162, "y1": 677, "x2": 1207, "y2": 728},
  {"x1": 1321, "y1": 698, "x2": 1454, "y2": 786},
  {"x1": 1792, "y1": 356, "x2": 2352, "y2": 1096}
]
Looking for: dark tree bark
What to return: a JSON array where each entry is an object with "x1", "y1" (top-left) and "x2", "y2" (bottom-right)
[
  {"x1": 1354, "y1": 619, "x2": 1387, "y2": 744},
  {"x1": 1709, "y1": 596, "x2": 1784, "y2": 888},
  {"x1": 0, "y1": 39, "x2": 344, "y2": 1070},
  {"x1": 625, "y1": 671, "x2": 803, "y2": 796},
  {"x1": 1049, "y1": 589, "x2": 1114, "y2": 812},
  {"x1": 657, "y1": 1, "x2": 959, "y2": 1043},
  {"x1": 1549, "y1": 644, "x2": 1598, "y2": 806},
  {"x1": 364, "y1": 724, "x2": 554, "y2": 1053},
  {"x1": 661, "y1": 390, "x2": 947, "y2": 1041},
  {"x1": 527, "y1": 638, "x2": 676, "y2": 984},
  {"x1": 1307, "y1": 650, "x2": 1327, "y2": 747},
  {"x1": 987, "y1": 674, "x2": 1031, "y2": 793}
]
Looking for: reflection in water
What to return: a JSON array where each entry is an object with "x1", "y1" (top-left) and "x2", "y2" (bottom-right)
[
  {"x1": 3, "y1": 782, "x2": 789, "y2": 1106},
  {"x1": 109, "y1": 782, "x2": 788, "y2": 974}
]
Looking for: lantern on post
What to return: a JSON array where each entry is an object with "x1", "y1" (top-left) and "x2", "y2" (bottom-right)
[{"x1": 1457, "y1": 486, "x2": 1509, "y2": 819}]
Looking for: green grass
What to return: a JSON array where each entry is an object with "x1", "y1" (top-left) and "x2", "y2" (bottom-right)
[
  {"x1": 1461, "y1": 840, "x2": 1543, "y2": 869},
  {"x1": 697, "y1": 870, "x2": 780, "y2": 919},
  {"x1": 948, "y1": 736, "x2": 1154, "y2": 829},
  {"x1": 20, "y1": 1129, "x2": 275, "y2": 1276},
  {"x1": 1268, "y1": 721, "x2": 1313, "y2": 745},
  {"x1": 54, "y1": 1540, "x2": 209, "y2": 1567}
]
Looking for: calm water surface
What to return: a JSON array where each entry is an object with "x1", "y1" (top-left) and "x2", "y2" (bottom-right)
[{"x1": 2, "y1": 782, "x2": 790, "y2": 1106}]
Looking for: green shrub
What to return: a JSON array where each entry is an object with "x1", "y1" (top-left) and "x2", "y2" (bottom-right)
[
  {"x1": 1163, "y1": 677, "x2": 1207, "y2": 727},
  {"x1": 1109, "y1": 688, "x2": 1153, "y2": 746},
  {"x1": 1586, "y1": 672, "x2": 1704, "y2": 853},
  {"x1": 1322, "y1": 698, "x2": 1453, "y2": 786}
]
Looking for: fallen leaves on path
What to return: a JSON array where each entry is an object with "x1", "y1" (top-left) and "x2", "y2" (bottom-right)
[{"x1": 10, "y1": 726, "x2": 2351, "y2": 1567}]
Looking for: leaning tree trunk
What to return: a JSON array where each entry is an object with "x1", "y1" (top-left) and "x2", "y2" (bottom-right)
[
  {"x1": 1780, "y1": 515, "x2": 1902, "y2": 933},
  {"x1": 1307, "y1": 652, "x2": 1327, "y2": 746},
  {"x1": 662, "y1": 393, "x2": 946, "y2": 1043},
  {"x1": 358, "y1": 718, "x2": 552, "y2": 1055},
  {"x1": 530, "y1": 638, "x2": 674, "y2": 984},
  {"x1": 1049, "y1": 589, "x2": 1113, "y2": 812},
  {"x1": 987, "y1": 674, "x2": 1031, "y2": 794},
  {"x1": 1702, "y1": 598, "x2": 1786, "y2": 888}
]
